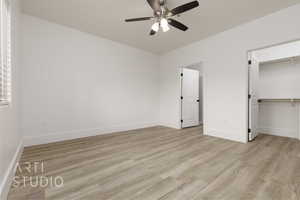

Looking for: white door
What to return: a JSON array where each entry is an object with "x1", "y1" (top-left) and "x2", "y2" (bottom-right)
[
  {"x1": 249, "y1": 58, "x2": 259, "y2": 141},
  {"x1": 181, "y1": 68, "x2": 200, "y2": 128}
]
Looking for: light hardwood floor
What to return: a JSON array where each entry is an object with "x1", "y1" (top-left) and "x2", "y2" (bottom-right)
[{"x1": 8, "y1": 126, "x2": 300, "y2": 200}]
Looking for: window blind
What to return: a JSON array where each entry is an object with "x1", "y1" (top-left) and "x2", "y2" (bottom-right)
[{"x1": 0, "y1": 0, "x2": 11, "y2": 104}]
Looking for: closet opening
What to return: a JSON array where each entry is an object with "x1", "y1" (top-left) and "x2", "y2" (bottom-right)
[
  {"x1": 248, "y1": 40, "x2": 300, "y2": 141},
  {"x1": 180, "y1": 63, "x2": 204, "y2": 129}
]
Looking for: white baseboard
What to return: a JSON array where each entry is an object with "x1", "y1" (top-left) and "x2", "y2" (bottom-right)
[
  {"x1": 258, "y1": 127, "x2": 298, "y2": 139},
  {"x1": 24, "y1": 121, "x2": 159, "y2": 146},
  {"x1": 0, "y1": 141, "x2": 24, "y2": 200},
  {"x1": 159, "y1": 123, "x2": 180, "y2": 129},
  {"x1": 206, "y1": 128, "x2": 247, "y2": 143},
  {"x1": 159, "y1": 119, "x2": 181, "y2": 129}
]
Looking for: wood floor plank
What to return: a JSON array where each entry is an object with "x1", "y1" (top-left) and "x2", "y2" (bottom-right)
[{"x1": 7, "y1": 126, "x2": 300, "y2": 200}]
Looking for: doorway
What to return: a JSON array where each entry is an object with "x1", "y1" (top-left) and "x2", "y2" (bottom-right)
[
  {"x1": 248, "y1": 40, "x2": 300, "y2": 141},
  {"x1": 180, "y1": 64, "x2": 203, "y2": 128}
]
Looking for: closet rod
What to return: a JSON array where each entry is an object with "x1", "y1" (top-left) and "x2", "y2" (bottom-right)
[{"x1": 258, "y1": 98, "x2": 300, "y2": 103}]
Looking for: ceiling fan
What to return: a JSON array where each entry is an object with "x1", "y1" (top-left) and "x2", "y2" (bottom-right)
[{"x1": 125, "y1": 0, "x2": 199, "y2": 35}]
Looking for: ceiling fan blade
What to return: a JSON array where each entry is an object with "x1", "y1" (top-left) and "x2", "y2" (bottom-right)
[
  {"x1": 168, "y1": 18, "x2": 188, "y2": 31},
  {"x1": 125, "y1": 17, "x2": 153, "y2": 22},
  {"x1": 147, "y1": 0, "x2": 162, "y2": 15},
  {"x1": 171, "y1": 1, "x2": 199, "y2": 15},
  {"x1": 150, "y1": 30, "x2": 157, "y2": 36}
]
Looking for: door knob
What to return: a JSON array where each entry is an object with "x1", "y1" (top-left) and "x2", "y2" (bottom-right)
[{"x1": 197, "y1": 100, "x2": 200, "y2": 102}]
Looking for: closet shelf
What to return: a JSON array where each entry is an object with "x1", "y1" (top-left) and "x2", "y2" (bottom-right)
[{"x1": 258, "y1": 98, "x2": 300, "y2": 103}]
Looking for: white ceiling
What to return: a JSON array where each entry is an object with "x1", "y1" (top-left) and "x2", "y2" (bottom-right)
[{"x1": 22, "y1": 0, "x2": 300, "y2": 54}]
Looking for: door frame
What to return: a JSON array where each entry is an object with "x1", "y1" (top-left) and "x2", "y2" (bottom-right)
[
  {"x1": 246, "y1": 38, "x2": 300, "y2": 142},
  {"x1": 247, "y1": 53, "x2": 259, "y2": 142},
  {"x1": 179, "y1": 65, "x2": 204, "y2": 129},
  {"x1": 247, "y1": 53, "x2": 251, "y2": 142}
]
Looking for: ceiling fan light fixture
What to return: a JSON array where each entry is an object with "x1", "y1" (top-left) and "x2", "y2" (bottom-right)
[
  {"x1": 162, "y1": 25, "x2": 170, "y2": 32},
  {"x1": 160, "y1": 18, "x2": 170, "y2": 32},
  {"x1": 125, "y1": 0, "x2": 199, "y2": 35},
  {"x1": 151, "y1": 22, "x2": 160, "y2": 32}
]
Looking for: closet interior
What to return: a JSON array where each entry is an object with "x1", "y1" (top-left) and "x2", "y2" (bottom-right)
[{"x1": 249, "y1": 40, "x2": 300, "y2": 141}]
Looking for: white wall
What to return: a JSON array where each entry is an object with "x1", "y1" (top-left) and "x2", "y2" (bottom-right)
[
  {"x1": 258, "y1": 102, "x2": 299, "y2": 138},
  {"x1": 159, "y1": 4, "x2": 300, "y2": 143},
  {"x1": 258, "y1": 57, "x2": 300, "y2": 139},
  {"x1": 254, "y1": 40, "x2": 300, "y2": 63},
  {"x1": 259, "y1": 57, "x2": 300, "y2": 98},
  {"x1": 0, "y1": 0, "x2": 23, "y2": 198},
  {"x1": 21, "y1": 15, "x2": 160, "y2": 146}
]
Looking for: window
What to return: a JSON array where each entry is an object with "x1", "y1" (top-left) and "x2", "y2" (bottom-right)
[{"x1": 0, "y1": 0, "x2": 11, "y2": 105}]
